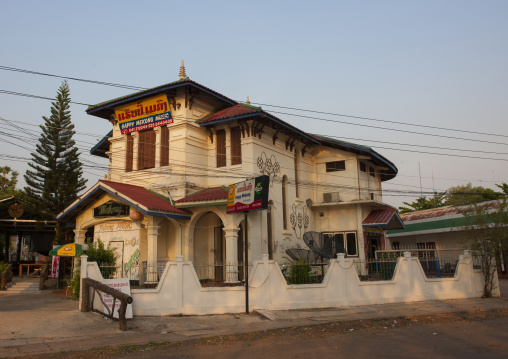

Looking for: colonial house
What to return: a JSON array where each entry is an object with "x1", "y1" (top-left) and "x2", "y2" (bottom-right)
[{"x1": 58, "y1": 63, "x2": 403, "y2": 284}]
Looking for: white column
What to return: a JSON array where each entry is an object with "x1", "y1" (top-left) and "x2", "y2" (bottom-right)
[
  {"x1": 154, "y1": 126, "x2": 162, "y2": 168},
  {"x1": 74, "y1": 229, "x2": 87, "y2": 244},
  {"x1": 224, "y1": 227, "x2": 240, "y2": 282},
  {"x1": 146, "y1": 217, "x2": 161, "y2": 282}
]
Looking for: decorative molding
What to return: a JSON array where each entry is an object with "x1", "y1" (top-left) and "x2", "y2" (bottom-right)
[
  {"x1": 290, "y1": 203, "x2": 309, "y2": 239},
  {"x1": 257, "y1": 152, "x2": 280, "y2": 186}
]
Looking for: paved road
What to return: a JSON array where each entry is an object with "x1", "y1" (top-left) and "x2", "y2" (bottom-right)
[
  {"x1": 68, "y1": 311, "x2": 508, "y2": 359},
  {"x1": 0, "y1": 279, "x2": 507, "y2": 358}
]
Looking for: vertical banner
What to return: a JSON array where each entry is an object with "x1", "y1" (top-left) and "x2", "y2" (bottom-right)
[{"x1": 51, "y1": 256, "x2": 60, "y2": 278}]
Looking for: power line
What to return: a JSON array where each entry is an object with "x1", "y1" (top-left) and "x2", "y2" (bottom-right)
[
  {"x1": 0, "y1": 66, "x2": 145, "y2": 91},
  {"x1": 1, "y1": 115, "x2": 507, "y2": 189},
  {"x1": 248, "y1": 102, "x2": 508, "y2": 139},
  {"x1": 2, "y1": 88, "x2": 508, "y2": 148},
  {"x1": 0, "y1": 90, "x2": 90, "y2": 106},
  {"x1": 1, "y1": 65, "x2": 506, "y2": 140}
]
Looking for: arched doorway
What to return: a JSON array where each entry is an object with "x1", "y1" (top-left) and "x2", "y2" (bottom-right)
[{"x1": 193, "y1": 212, "x2": 225, "y2": 284}]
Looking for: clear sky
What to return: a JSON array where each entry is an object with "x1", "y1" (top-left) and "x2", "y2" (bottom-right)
[{"x1": 1, "y1": 0, "x2": 507, "y2": 208}]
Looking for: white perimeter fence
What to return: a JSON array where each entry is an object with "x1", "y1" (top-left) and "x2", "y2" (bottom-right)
[{"x1": 79, "y1": 250, "x2": 498, "y2": 316}]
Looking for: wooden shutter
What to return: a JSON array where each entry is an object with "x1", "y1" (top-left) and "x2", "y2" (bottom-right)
[
  {"x1": 160, "y1": 126, "x2": 169, "y2": 167},
  {"x1": 126, "y1": 135, "x2": 133, "y2": 172},
  {"x1": 216, "y1": 129, "x2": 226, "y2": 167},
  {"x1": 230, "y1": 127, "x2": 242, "y2": 165},
  {"x1": 138, "y1": 129, "x2": 156, "y2": 170}
]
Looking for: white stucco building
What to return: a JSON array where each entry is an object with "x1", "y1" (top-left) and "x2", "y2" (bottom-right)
[{"x1": 58, "y1": 64, "x2": 403, "y2": 285}]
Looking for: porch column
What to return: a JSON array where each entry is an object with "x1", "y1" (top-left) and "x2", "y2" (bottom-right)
[
  {"x1": 154, "y1": 126, "x2": 162, "y2": 168},
  {"x1": 224, "y1": 227, "x2": 240, "y2": 283},
  {"x1": 146, "y1": 217, "x2": 161, "y2": 282},
  {"x1": 73, "y1": 229, "x2": 87, "y2": 245}
]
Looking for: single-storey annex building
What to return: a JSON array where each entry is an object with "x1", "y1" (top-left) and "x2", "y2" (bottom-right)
[{"x1": 58, "y1": 63, "x2": 403, "y2": 285}]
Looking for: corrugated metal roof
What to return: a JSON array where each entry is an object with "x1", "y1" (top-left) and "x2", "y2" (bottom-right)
[
  {"x1": 399, "y1": 201, "x2": 501, "y2": 222},
  {"x1": 363, "y1": 209, "x2": 404, "y2": 229},
  {"x1": 176, "y1": 187, "x2": 228, "y2": 204}
]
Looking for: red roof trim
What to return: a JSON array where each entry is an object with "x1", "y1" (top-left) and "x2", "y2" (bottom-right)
[
  {"x1": 99, "y1": 180, "x2": 190, "y2": 215},
  {"x1": 198, "y1": 104, "x2": 261, "y2": 124},
  {"x1": 176, "y1": 187, "x2": 228, "y2": 204}
]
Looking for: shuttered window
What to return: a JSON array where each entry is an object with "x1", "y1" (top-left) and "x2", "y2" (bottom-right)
[
  {"x1": 126, "y1": 134, "x2": 133, "y2": 172},
  {"x1": 138, "y1": 129, "x2": 156, "y2": 170},
  {"x1": 160, "y1": 125, "x2": 169, "y2": 167},
  {"x1": 216, "y1": 129, "x2": 226, "y2": 167},
  {"x1": 230, "y1": 127, "x2": 242, "y2": 165}
]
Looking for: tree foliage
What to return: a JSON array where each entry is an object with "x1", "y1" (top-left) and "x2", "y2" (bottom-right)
[
  {"x1": 0, "y1": 166, "x2": 19, "y2": 199},
  {"x1": 457, "y1": 200, "x2": 508, "y2": 297},
  {"x1": 445, "y1": 183, "x2": 503, "y2": 207},
  {"x1": 23, "y1": 81, "x2": 87, "y2": 222},
  {"x1": 496, "y1": 183, "x2": 508, "y2": 196},
  {"x1": 398, "y1": 192, "x2": 446, "y2": 214}
]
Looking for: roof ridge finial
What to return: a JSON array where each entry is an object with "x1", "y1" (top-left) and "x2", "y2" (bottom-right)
[
  {"x1": 179, "y1": 60, "x2": 187, "y2": 79},
  {"x1": 246, "y1": 96, "x2": 250, "y2": 105}
]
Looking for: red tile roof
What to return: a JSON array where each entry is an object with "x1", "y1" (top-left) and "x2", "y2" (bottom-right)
[
  {"x1": 198, "y1": 104, "x2": 261, "y2": 124},
  {"x1": 176, "y1": 187, "x2": 228, "y2": 204},
  {"x1": 100, "y1": 180, "x2": 190, "y2": 215}
]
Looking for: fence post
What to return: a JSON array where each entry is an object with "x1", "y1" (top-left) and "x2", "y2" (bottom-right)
[{"x1": 79, "y1": 255, "x2": 88, "y2": 312}]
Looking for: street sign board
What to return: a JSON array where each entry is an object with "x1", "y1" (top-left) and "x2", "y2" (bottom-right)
[{"x1": 226, "y1": 175, "x2": 269, "y2": 214}]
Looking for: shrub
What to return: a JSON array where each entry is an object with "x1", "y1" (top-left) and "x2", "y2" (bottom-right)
[
  {"x1": 66, "y1": 239, "x2": 117, "y2": 299},
  {"x1": 285, "y1": 258, "x2": 313, "y2": 285}
]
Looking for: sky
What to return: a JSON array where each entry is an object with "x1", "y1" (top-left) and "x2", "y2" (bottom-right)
[{"x1": 1, "y1": 0, "x2": 507, "y2": 208}]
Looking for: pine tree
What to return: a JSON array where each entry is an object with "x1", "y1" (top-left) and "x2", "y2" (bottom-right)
[{"x1": 24, "y1": 81, "x2": 87, "y2": 220}]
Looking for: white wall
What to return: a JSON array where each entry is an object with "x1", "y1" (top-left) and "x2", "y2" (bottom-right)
[{"x1": 81, "y1": 250, "x2": 497, "y2": 316}]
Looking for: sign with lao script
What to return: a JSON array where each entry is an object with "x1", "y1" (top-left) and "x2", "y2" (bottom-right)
[
  {"x1": 115, "y1": 94, "x2": 173, "y2": 134},
  {"x1": 227, "y1": 175, "x2": 269, "y2": 214},
  {"x1": 94, "y1": 201, "x2": 129, "y2": 217},
  {"x1": 102, "y1": 278, "x2": 133, "y2": 319}
]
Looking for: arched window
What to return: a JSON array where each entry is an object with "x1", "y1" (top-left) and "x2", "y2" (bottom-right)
[{"x1": 282, "y1": 175, "x2": 288, "y2": 230}]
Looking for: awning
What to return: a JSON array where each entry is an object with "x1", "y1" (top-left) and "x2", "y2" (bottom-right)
[{"x1": 363, "y1": 209, "x2": 404, "y2": 230}]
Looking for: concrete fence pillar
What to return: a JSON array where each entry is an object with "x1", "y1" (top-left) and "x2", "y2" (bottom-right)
[
  {"x1": 262, "y1": 254, "x2": 270, "y2": 308},
  {"x1": 176, "y1": 255, "x2": 184, "y2": 312},
  {"x1": 79, "y1": 255, "x2": 88, "y2": 311}
]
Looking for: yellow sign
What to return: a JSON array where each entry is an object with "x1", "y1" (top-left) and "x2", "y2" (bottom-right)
[{"x1": 115, "y1": 94, "x2": 173, "y2": 134}]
